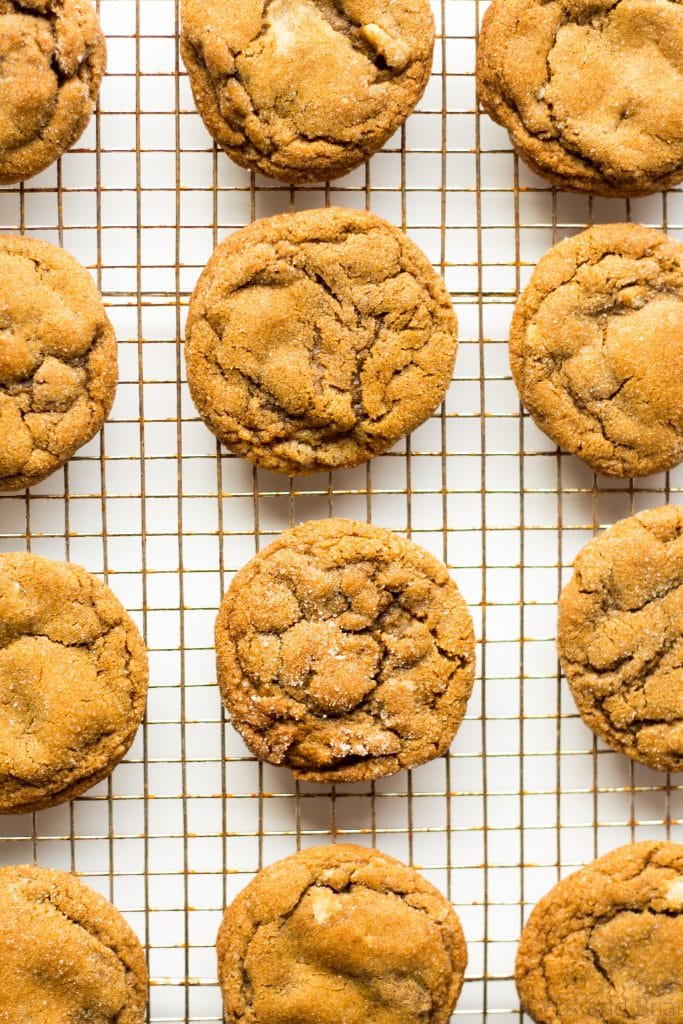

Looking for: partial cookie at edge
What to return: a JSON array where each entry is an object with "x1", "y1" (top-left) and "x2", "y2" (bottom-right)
[
  {"x1": 516, "y1": 840, "x2": 683, "y2": 1024},
  {"x1": 558, "y1": 505, "x2": 683, "y2": 773},
  {"x1": 509, "y1": 223, "x2": 683, "y2": 478},
  {"x1": 0, "y1": 864, "x2": 147, "y2": 1024},
  {"x1": 180, "y1": 0, "x2": 435, "y2": 183},
  {"x1": 0, "y1": 552, "x2": 149, "y2": 813},
  {"x1": 0, "y1": 233, "x2": 118, "y2": 492}
]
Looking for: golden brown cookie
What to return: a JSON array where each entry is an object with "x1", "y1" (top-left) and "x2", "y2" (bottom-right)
[
  {"x1": 0, "y1": 0, "x2": 106, "y2": 185},
  {"x1": 0, "y1": 552, "x2": 148, "y2": 814},
  {"x1": 0, "y1": 864, "x2": 147, "y2": 1023},
  {"x1": 516, "y1": 840, "x2": 683, "y2": 1024},
  {"x1": 217, "y1": 843, "x2": 467, "y2": 1024},
  {"x1": 558, "y1": 505, "x2": 683, "y2": 773},
  {"x1": 477, "y1": 0, "x2": 683, "y2": 197},
  {"x1": 0, "y1": 234, "x2": 118, "y2": 492},
  {"x1": 510, "y1": 224, "x2": 683, "y2": 478},
  {"x1": 186, "y1": 207, "x2": 458, "y2": 476},
  {"x1": 215, "y1": 518, "x2": 476, "y2": 783},
  {"x1": 180, "y1": 0, "x2": 434, "y2": 184}
]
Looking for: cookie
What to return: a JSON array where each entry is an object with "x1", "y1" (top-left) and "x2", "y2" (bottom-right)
[
  {"x1": 0, "y1": 551, "x2": 148, "y2": 814},
  {"x1": 0, "y1": 234, "x2": 118, "y2": 492},
  {"x1": 477, "y1": 0, "x2": 683, "y2": 197},
  {"x1": 180, "y1": 0, "x2": 434, "y2": 184},
  {"x1": 216, "y1": 517, "x2": 476, "y2": 783},
  {"x1": 0, "y1": 0, "x2": 106, "y2": 185},
  {"x1": 0, "y1": 864, "x2": 147, "y2": 1023},
  {"x1": 516, "y1": 840, "x2": 683, "y2": 1024},
  {"x1": 558, "y1": 505, "x2": 683, "y2": 773},
  {"x1": 186, "y1": 207, "x2": 458, "y2": 476},
  {"x1": 217, "y1": 843, "x2": 467, "y2": 1024},
  {"x1": 509, "y1": 223, "x2": 683, "y2": 478}
]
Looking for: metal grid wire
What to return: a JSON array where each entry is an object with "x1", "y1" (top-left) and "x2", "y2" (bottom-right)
[{"x1": 0, "y1": 0, "x2": 682, "y2": 1020}]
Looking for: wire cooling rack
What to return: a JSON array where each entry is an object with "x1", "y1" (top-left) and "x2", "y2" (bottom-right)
[{"x1": 0, "y1": 1, "x2": 682, "y2": 1021}]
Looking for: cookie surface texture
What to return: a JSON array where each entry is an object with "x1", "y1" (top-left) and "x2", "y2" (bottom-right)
[
  {"x1": 516, "y1": 840, "x2": 683, "y2": 1024},
  {"x1": 509, "y1": 223, "x2": 683, "y2": 478},
  {"x1": 0, "y1": 0, "x2": 106, "y2": 185},
  {"x1": 215, "y1": 517, "x2": 476, "y2": 782},
  {"x1": 0, "y1": 551, "x2": 149, "y2": 813},
  {"x1": 217, "y1": 843, "x2": 467, "y2": 1024},
  {"x1": 0, "y1": 234, "x2": 118, "y2": 491},
  {"x1": 477, "y1": 0, "x2": 683, "y2": 196},
  {"x1": 558, "y1": 504, "x2": 683, "y2": 772},
  {"x1": 180, "y1": 0, "x2": 434, "y2": 183},
  {"x1": 186, "y1": 207, "x2": 458, "y2": 475},
  {"x1": 0, "y1": 864, "x2": 147, "y2": 1024}
]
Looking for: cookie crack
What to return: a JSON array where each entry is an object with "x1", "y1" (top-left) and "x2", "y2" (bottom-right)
[
  {"x1": 237, "y1": 871, "x2": 454, "y2": 1021},
  {"x1": 233, "y1": 558, "x2": 466, "y2": 771},
  {"x1": 36, "y1": 890, "x2": 137, "y2": 1023},
  {"x1": 523, "y1": 0, "x2": 679, "y2": 185}
]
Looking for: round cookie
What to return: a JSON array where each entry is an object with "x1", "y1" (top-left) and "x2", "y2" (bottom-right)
[
  {"x1": 516, "y1": 840, "x2": 683, "y2": 1024},
  {"x1": 477, "y1": 0, "x2": 683, "y2": 197},
  {"x1": 0, "y1": 234, "x2": 118, "y2": 491},
  {"x1": 0, "y1": 0, "x2": 106, "y2": 185},
  {"x1": 217, "y1": 843, "x2": 467, "y2": 1024},
  {"x1": 186, "y1": 207, "x2": 458, "y2": 476},
  {"x1": 216, "y1": 518, "x2": 476, "y2": 783},
  {"x1": 510, "y1": 223, "x2": 683, "y2": 478},
  {"x1": 0, "y1": 864, "x2": 147, "y2": 1023},
  {"x1": 180, "y1": 0, "x2": 434, "y2": 184},
  {"x1": 558, "y1": 505, "x2": 683, "y2": 773},
  {"x1": 0, "y1": 552, "x2": 148, "y2": 814}
]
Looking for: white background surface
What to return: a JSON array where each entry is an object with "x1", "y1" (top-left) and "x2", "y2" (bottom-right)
[{"x1": 0, "y1": 1, "x2": 682, "y2": 1020}]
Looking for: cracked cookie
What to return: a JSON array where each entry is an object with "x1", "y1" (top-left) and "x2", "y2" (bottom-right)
[
  {"x1": 215, "y1": 518, "x2": 476, "y2": 783},
  {"x1": 516, "y1": 840, "x2": 683, "y2": 1024},
  {"x1": 217, "y1": 843, "x2": 467, "y2": 1024},
  {"x1": 180, "y1": 0, "x2": 434, "y2": 184},
  {"x1": 185, "y1": 207, "x2": 458, "y2": 476},
  {"x1": 558, "y1": 505, "x2": 683, "y2": 773},
  {"x1": 0, "y1": 864, "x2": 147, "y2": 1023},
  {"x1": 0, "y1": 0, "x2": 106, "y2": 185},
  {"x1": 0, "y1": 234, "x2": 118, "y2": 491},
  {"x1": 477, "y1": 0, "x2": 683, "y2": 197},
  {"x1": 0, "y1": 551, "x2": 148, "y2": 814},
  {"x1": 509, "y1": 223, "x2": 683, "y2": 478}
]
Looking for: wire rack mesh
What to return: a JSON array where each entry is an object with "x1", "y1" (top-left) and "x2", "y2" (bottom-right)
[{"x1": 0, "y1": 0, "x2": 682, "y2": 1020}]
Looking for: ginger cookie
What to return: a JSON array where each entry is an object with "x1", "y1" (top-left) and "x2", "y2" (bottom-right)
[
  {"x1": 0, "y1": 0, "x2": 106, "y2": 185},
  {"x1": 558, "y1": 505, "x2": 683, "y2": 773},
  {"x1": 0, "y1": 552, "x2": 148, "y2": 814},
  {"x1": 510, "y1": 223, "x2": 683, "y2": 478},
  {"x1": 0, "y1": 234, "x2": 118, "y2": 492},
  {"x1": 180, "y1": 0, "x2": 434, "y2": 184},
  {"x1": 477, "y1": 0, "x2": 683, "y2": 197},
  {"x1": 215, "y1": 518, "x2": 476, "y2": 783},
  {"x1": 217, "y1": 843, "x2": 467, "y2": 1024},
  {"x1": 0, "y1": 864, "x2": 147, "y2": 1023},
  {"x1": 186, "y1": 207, "x2": 458, "y2": 476},
  {"x1": 516, "y1": 840, "x2": 683, "y2": 1024}
]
